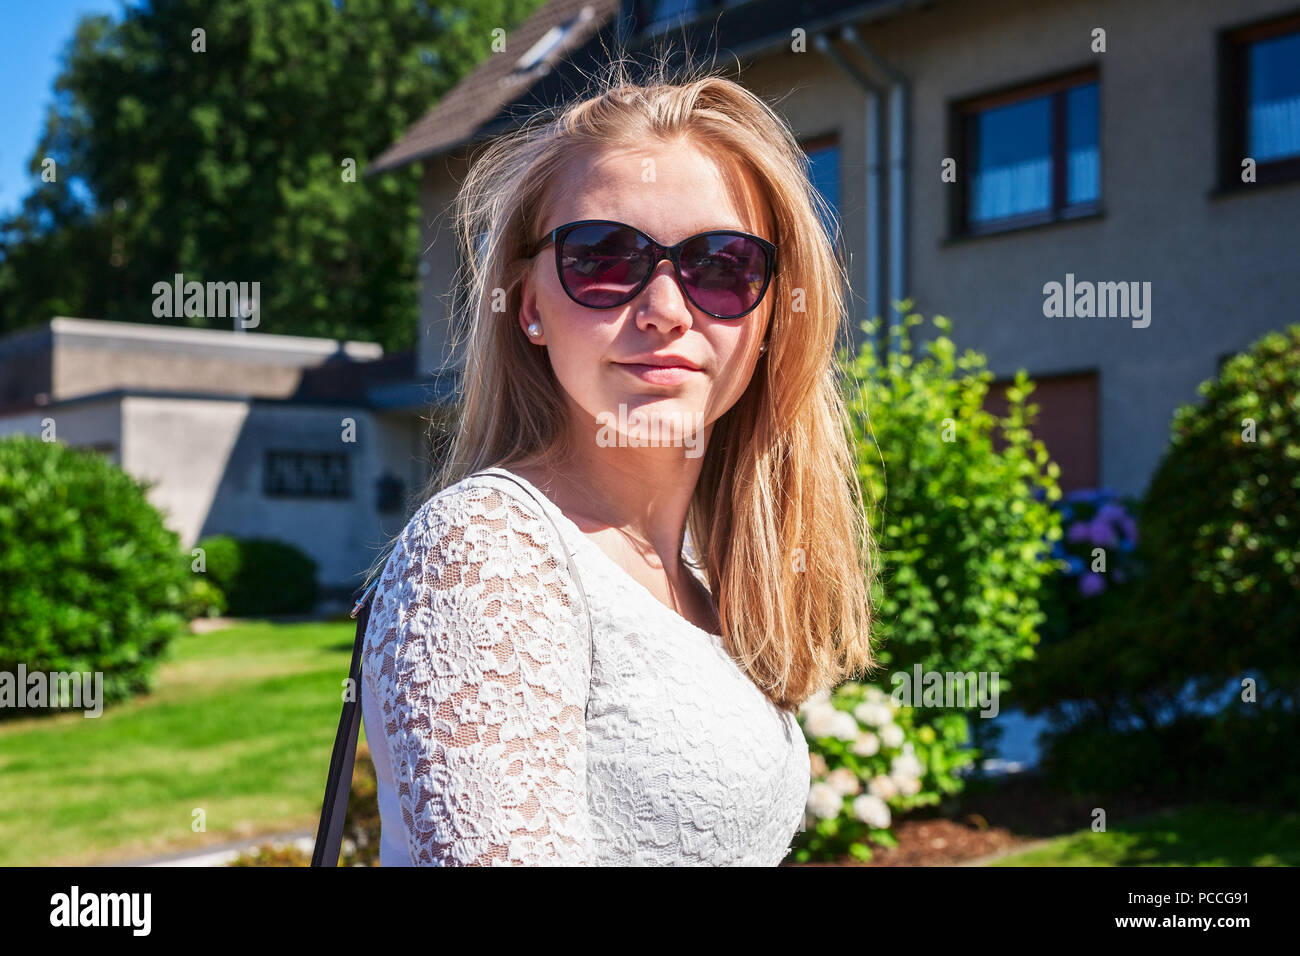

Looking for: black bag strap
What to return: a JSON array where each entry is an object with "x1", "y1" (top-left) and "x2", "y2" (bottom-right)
[{"x1": 309, "y1": 468, "x2": 591, "y2": 867}]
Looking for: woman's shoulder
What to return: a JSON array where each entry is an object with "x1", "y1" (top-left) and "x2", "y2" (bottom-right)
[
  {"x1": 383, "y1": 469, "x2": 571, "y2": 587},
  {"x1": 398, "y1": 469, "x2": 552, "y2": 543}
]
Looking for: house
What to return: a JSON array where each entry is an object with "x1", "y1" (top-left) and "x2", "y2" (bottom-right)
[
  {"x1": 370, "y1": 0, "x2": 1300, "y2": 496},
  {"x1": 0, "y1": 318, "x2": 438, "y2": 597}
]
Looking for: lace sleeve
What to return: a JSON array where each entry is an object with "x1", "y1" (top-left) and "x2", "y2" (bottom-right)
[{"x1": 361, "y1": 483, "x2": 592, "y2": 865}]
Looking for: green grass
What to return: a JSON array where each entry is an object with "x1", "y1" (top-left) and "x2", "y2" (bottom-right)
[
  {"x1": 990, "y1": 804, "x2": 1300, "y2": 866},
  {"x1": 0, "y1": 619, "x2": 365, "y2": 866}
]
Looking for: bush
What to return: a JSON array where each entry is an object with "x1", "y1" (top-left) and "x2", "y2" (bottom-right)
[
  {"x1": 181, "y1": 577, "x2": 227, "y2": 619},
  {"x1": 1013, "y1": 325, "x2": 1300, "y2": 804},
  {"x1": 1138, "y1": 323, "x2": 1300, "y2": 690},
  {"x1": 194, "y1": 534, "x2": 318, "y2": 616},
  {"x1": 1009, "y1": 488, "x2": 1145, "y2": 710},
  {"x1": 793, "y1": 682, "x2": 973, "y2": 862},
  {"x1": 0, "y1": 436, "x2": 188, "y2": 716},
  {"x1": 796, "y1": 309, "x2": 1061, "y2": 860},
  {"x1": 843, "y1": 310, "x2": 1062, "y2": 686}
]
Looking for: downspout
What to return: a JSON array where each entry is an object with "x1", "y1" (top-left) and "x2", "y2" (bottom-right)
[
  {"x1": 840, "y1": 24, "x2": 909, "y2": 357},
  {"x1": 812, "y1": 32, "x2": 884, "y2": 346}
]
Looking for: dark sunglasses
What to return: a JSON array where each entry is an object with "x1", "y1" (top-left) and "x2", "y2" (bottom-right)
[{"x1": 527, "y1": 219, "x2": 776, "y2": 320}]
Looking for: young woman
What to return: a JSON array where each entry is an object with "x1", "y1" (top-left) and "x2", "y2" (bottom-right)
[{"x1": 359, "y1": 63, "x2": 877, "y2": 866}]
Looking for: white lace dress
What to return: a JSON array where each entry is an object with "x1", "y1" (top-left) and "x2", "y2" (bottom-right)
[{"x1": 359, "y1": 466, "x2": 811, "y2": 865}]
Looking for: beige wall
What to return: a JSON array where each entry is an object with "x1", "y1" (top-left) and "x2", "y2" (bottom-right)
[{"x1": 55, "y1": 347, "x2": 306, "y2": 400}]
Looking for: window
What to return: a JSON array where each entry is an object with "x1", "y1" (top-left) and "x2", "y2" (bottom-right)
[
  {"x1": 801, "y1": 134, "x2": 841, "y2": 242},
  {"x1": 1220, "y1": 12, "x2": 1300, "y2": 188},
  {"x1": 984, "y1": 371, "x2": 1099, "y2": 493},
  {"x1": 264, "y1": 451, "x2": 351, "y2": 498},
  {"x1": 953, "y1": 69, "x2": 1100, "y2": 235}
]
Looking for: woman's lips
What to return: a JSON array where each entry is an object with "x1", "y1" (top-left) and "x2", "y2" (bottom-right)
[{"x1": 614, "y1": 363, "x2": 703, "y2": 385}]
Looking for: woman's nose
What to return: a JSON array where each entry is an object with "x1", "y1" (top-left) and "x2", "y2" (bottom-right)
[{"x1": 634, "y1": 262, "x2": 694, "y2": 332}]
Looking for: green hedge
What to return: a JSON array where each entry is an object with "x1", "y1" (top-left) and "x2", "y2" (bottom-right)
[
  {"x1": 193, "y1": 534, "x2": 318, "y2": 616},
  {"x1": 0, "y1": 436, "x2": 188, "y2": 716}
]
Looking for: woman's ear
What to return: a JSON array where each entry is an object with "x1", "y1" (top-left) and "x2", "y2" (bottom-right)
[{"x1": 517, "y1": 267, "x2": 547, "y2": 345}]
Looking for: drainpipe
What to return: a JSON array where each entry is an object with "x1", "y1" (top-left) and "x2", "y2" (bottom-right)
[
  {"x1": 812, "y1": 32, "x2": 884, "y2": 348},
  {"x1": 840, "y1": 24, "x2": 909, "y2": 357}
]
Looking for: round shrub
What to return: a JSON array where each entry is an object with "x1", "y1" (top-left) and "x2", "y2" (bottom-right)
[
  {"x1": 194, "y1": 534, "x2": 318, "y2": 617},
  {"x1": 0, "y1": 436, "x2": 188, "y2": 716},
  {"x1": 1139, "y1": 323, "x2": 1300, "y2": 687}
]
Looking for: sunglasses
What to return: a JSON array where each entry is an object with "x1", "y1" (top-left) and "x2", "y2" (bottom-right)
[{"x1": 528, "y1": 219, "x2": 776, "y2": 320}]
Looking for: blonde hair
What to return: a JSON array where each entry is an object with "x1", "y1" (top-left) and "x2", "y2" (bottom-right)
[{"x1": 380, "y1": 54, "x2": 877, "y2": 710}]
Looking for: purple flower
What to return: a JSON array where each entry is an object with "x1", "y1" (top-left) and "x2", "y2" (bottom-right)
[
  {"x1": 1078, "y1": 572, "x2": 1107, "y2": 597},
  {"x1": 1087, "y1": 516, "x2": 1119, "y2": 548},
  {"x1": 1067, "y1": 521, "x2": 1092, "y2": 543}
]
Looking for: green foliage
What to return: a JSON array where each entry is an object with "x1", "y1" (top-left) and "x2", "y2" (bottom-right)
[
  {"x1": 1037, "y1": 704, "x2": 1300, "y2": 810},
  {"x1": 0, "y1": 436, "x2": 188, "y2": 716},
  {"x1": 841, "y1": 308, "x2": 1063, "y2": 688},
  {"x1": 195, "y1": 534, "x2": 319, "y2": 617},
  {"x1": 1138, "y1": 323, "x2": 1300, "y2": 688},
  {"x1": 181, "y1": 577, "x2": 227, "y2": 619},
  {"x1": 1014, "y1": 324, "x2": 1300, "y2": 737},
  {"x1": 0, "y1": 0, "x2": 545, "y2": 346}
]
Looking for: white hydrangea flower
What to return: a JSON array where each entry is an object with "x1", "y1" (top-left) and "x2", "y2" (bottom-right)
[
  {"x1": 826, "y1": 767, "x2": 861, "y2": 796},
  {"x1": 879, "y1": 722, "x2": 905, "y2": 749},
  {"x1": 807, "y1": 781, "x2": 845, "y2": 820},
  {"x1": 831, "y1": 709, "x2": 859, "y2": 741},
  {"x1": 801, "y1": 701, "x2": 841, "y2": 738},
  {"x1": 853, "y1": 700, "x2": 894, "y2": 728},
  {"x1": 892, "y1": 774, "x2": 923, "y2": 797},
  {"x1": 868, "y1": 774, "x2": 899, "y2": 800},
  {"x1": 809, "y1": 752, "x2": 829, "y2": 777},
  {"x1": 851, "y1": 730, "x2": 880, "y2": 756},
  {"x1": 852, "y1": 794, "x2": 892, "y2": 829},
  {"x1": 891, "y1": 749, "x2": 924, "y2": 779}
]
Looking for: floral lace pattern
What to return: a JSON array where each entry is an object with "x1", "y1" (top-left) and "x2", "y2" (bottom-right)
[{"x1": 361, "y1": 468, "x2": 811, "y2": 865}]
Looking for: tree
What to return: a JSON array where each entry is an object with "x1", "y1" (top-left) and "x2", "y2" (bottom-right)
[{"x1": 0, "y1": 0, "x2": 544, "y2": 348}]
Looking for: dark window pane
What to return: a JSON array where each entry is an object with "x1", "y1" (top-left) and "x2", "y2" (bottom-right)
[
  {"x1": 1066, "y1": 83, "x2": 1100, "y2": 204},
  {"x1": 1249, "y1": 30, "x2": 1300, "y2": 162},
  {"x1": 970, "y1": 95, "x2": 1052, "y2": 222},
  {"x1": 805, "y1": 143, "x2": 840, "y2": 236}
]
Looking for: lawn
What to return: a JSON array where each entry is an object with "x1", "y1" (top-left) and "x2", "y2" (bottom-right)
[
  {"x1": 0, "y1": 619, "x2": 362, "y2": 866},
  {"x1": 990, "y1": 804, "x2": 1300, "y2": 866}
]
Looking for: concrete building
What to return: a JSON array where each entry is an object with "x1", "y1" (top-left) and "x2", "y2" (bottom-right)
[
  {"x1": 0, "y1": 318, "x2": 437, "y2": 594},
  {"x1": 371, "y1": 0, "x2": 1300, "y2": 495}
]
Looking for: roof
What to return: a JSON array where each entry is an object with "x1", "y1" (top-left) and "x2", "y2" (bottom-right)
[
  {"x1": 368, "y1": 0, "x2": 620, "y2": 175},
  {"x1": 368, "y1": 0, "x2": 930, "y2": 175}
]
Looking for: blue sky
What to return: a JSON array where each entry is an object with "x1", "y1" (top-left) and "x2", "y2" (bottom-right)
[{"x1": 0, "y1": 0, "x2": 122, "y2": 219}]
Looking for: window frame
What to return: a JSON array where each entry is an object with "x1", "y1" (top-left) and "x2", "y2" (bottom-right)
[
  {"x1": 950, "y1": 66, "x2": 1103, "y2": 238},
  {"x1": 1217, "y1": 10, "x2": 1300, "y2": 191}
]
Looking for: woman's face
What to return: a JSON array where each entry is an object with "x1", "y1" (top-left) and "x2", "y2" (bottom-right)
[{"x1": 519, "y1": 140, "x2": 774, "y2": 460}]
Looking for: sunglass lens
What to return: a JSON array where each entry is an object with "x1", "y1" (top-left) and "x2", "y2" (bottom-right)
[
  {"x1": 559, "y1": 223, "x2": 652, "y2": 307},
  {"x1": 678, "y1": 233, "x2": 769, "y2": 318}
]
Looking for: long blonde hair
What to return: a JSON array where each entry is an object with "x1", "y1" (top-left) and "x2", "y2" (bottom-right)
[{"x1": 383, "y1": 55, "x2": 877, "y2": 710}]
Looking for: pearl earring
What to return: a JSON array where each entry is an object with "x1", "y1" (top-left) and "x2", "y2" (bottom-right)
[
  {"x1": 526, "y1": 323, "x2": 541, "y2": 338},
  {"x1": 758, "y1": 340, "x2": 768, "y2": 354}
]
